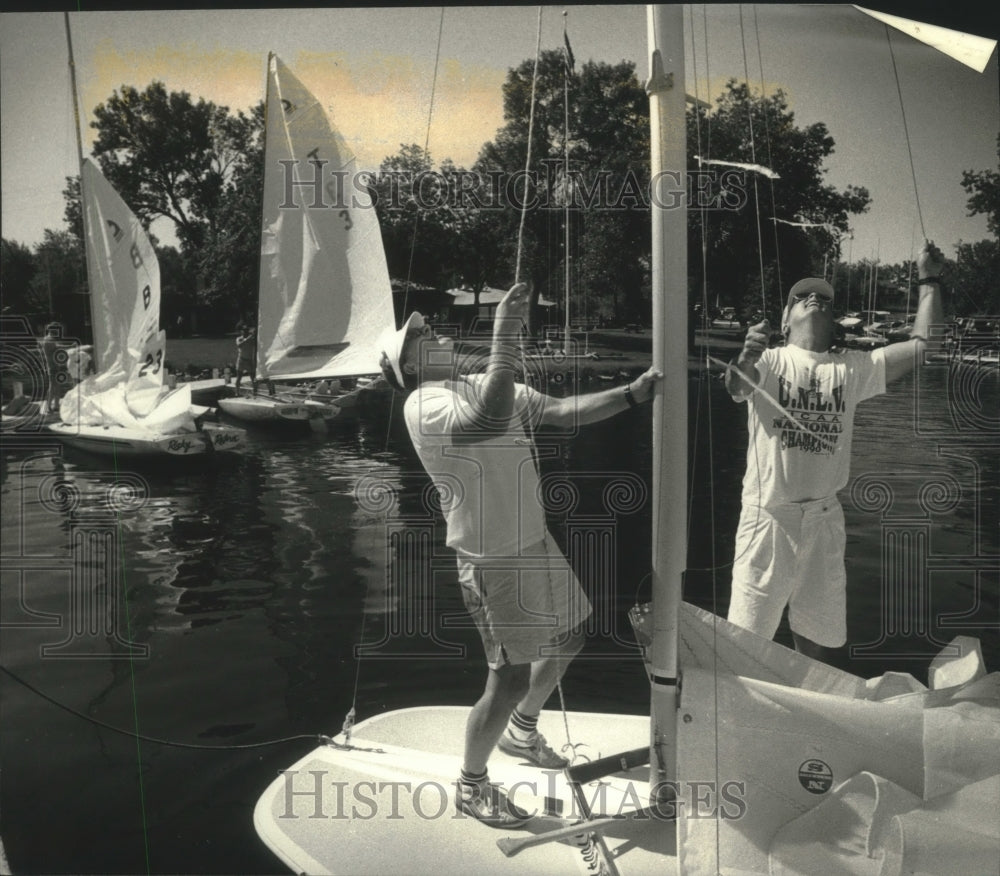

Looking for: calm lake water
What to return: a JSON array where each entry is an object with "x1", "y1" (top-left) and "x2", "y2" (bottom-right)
[{"x1": 1, "y1": 359, "x2": 997, "y2": 874}]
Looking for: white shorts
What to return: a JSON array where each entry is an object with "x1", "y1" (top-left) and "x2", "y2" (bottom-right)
[
  {"x1": 727, "y1": 497, "x2": 847, "y2": 648},
  {"x1": 456, "y1": 534, "x2": 592, "y2": 669}
]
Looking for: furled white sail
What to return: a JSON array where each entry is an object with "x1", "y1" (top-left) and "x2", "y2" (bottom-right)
[
  {"x1": 81, "y1": 158, "x2": 162, "y2": 388},
  {"x1": 61, "y1": 158, "x2": 195, "y2": 433},
  {"x1": 257, "y1": 55, "x2": 395, "y2": 381}
]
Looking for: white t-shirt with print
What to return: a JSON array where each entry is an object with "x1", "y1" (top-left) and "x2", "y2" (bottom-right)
[
  {"x1": 740, "y1": 344, "x2": 886, "y2": 507},
  {"x1": 404, "y1": 375, "x2": 546, "y2": 558}
]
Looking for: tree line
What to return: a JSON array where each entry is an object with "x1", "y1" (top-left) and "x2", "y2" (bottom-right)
[{"x1": 2, "y1": 50, "x2": 997, "y2": 341}]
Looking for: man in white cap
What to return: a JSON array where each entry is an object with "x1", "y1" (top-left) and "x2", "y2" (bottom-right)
[
  {"x1": 724, "y1": 241, "x2": 946, "y2": 661},
  {"x1": 379, "y1": 281, "x2": 660, "y2": 828}
]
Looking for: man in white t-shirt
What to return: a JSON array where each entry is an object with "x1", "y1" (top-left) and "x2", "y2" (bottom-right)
[
  {"x1": 379, "y1": 282, "x2": 660, "y2": 829},
  {"x1": 724, "y1": 241, "x2": 945, "y2": 661}
]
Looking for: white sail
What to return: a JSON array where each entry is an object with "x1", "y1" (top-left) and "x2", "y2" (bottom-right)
[
  {"x1": 81, "y1": 157, "x2": 163, "y2": 389},
  {"x1": 60, "y1": 158, "x2": 194, "y2": 433},
  {"x1": 854, "y1": 6, "x2": 997, "y2": 73},
  {"x1": 257, "y1": 55, "x2": 395, "y2": 381}
]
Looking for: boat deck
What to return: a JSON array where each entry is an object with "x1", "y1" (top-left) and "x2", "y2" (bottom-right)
[{"x1": 254, "y1": 706, "x2": 677, "y2": 875}]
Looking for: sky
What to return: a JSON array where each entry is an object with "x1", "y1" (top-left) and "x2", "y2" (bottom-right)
[{"x1": 1, "y1": 4, "x2": 997, "y2": 272}]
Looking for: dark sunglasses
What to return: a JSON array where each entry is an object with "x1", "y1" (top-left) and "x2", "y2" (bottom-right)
[{"x1": 792, "y1": 289, "x2": 832, "y2": 302}]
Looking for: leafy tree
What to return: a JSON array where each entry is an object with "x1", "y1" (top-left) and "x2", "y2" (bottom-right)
[
  {"x1": 371, "y1": 147, "x2": 512, "y2": 322},
  {"x1": 158, "y1": 244, "x2": 199, "y2": 333},
  {"x1": 953, "y1": 239, "x2": 1000, "y2": 315},
  {"x1": 30, "y1": 230, "x2": 89, "y2": 337},
  {"x1": 372, "y1": 144, "x2": 456, "y2": 288},
  {"x1": 83, "y1": 83, "x2": 263, "y2": 325},
  {"x1": 91, "y1": 82, "x2": 252, "y2": 249},
  {"x1": 689, "y1": 80, "x2": 870, "y2": 322},
  {"x1": 473, "y1": 51, "x2": 651, "y2": 329},
  {"x1": 0, "y1": 238, "x2": 41, "y2": 317},
  {"x1": 957, "y1": 136, "x2": 1000, "y2": 315},
  {"x1": 195, "y1": 101, "x2": 264, "y2": 327},
  {"x1": 962, "y1": 133, "x2": 1000, "y2": 237},
  {"x1": 62, "y1": 176, "x2": 83, "y2": 243}
]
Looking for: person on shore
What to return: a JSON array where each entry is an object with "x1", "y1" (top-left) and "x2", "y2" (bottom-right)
[
  {"x1": 379, "y1": 282, "x2": 661, "y2": 829},
  {"x1": 234, "y1": 322, "x2": 256, "y2": 393},
  {"x1": 39, "y1": 322, "x2": 66, "y2": 414},
  {"x1": 724, "y1": 240, "x2": 946, "y2": 662}
]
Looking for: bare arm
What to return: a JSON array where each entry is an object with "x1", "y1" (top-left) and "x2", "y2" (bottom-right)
[
  {"x1": 537, "y1": 367, "x2": 662, "y2": 429},
  {"x1": 449, "y1": 283, "x2": 527, "y2": 441},
  {"x1": 725, "y1": 319, "x2": 770, "y2": 401},
  {"x1": 883, "y1": 241, "x2": 945, "y2": 384}
]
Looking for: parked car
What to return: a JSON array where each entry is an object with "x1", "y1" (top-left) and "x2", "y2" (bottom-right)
[
  {"x1": 886, "y1": 315, "x2": 915, "y2": 342},
  {"x1": 709, "y1": 306, "x2": 743, "y2": 332}
]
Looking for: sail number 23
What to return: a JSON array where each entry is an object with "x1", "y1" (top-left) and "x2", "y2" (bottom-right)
[{"x1": 138, "y1": 349, "x2": 163, "y2": 377}]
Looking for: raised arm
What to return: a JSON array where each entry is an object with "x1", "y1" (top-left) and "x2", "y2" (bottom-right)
[
  {"x1": 450, "y1": 283, "x2": 528, "y2": 440},
  {"x1": 883, "y1": 241, "x2": 945, "y2": 384},
  {"x1": 725, "y1": 319, "x2": 770, "y2": 401}
]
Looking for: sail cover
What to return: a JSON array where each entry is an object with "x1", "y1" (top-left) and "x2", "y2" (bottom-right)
[
  {"x1": 257, "y1": 56, "x2": 395, "y2": 381},
  {"x1": 650, "y1": 605, "x2": 1000, "y2": 876}
]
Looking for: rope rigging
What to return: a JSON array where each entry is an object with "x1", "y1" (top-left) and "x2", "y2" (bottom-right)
[
  {"x1": 0, "y1": 663, "x2": 359, "y2": 752},
  {"x1": 752, "y1": 3, "x2": 784, "y2": 303},
  {"x1": 368, "y1": 6, "x2": 448, "y2": 741},
  {"x1": 884, "y1": 24, "x2": 928, "y2": 242},
  {"x1": 737, "y1": 4, "x2": 771, "y2": 317},
  {"x1": 512, "y1": 8, "x2": 582, "y2": 765}
]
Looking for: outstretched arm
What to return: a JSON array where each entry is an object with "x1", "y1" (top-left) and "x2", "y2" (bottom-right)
[
  {"x1": 883, "y1": 241, "x2": 945, "y2": 384},
  {"x1": 536, "y1": 367, "x2": 662, "y2": 429}
]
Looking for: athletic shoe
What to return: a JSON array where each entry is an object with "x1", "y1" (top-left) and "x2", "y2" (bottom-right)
[
  {"x1": 497, "y1": 730, "x2": 569, "y2": 768},
  {"x1": 455, "y1": 779, "x2": 532, "y2": 828}
]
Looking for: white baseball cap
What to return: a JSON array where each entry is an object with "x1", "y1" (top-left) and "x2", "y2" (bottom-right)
[{"x1": 378, "y1": 311, "x2": 424, "y2": 390}]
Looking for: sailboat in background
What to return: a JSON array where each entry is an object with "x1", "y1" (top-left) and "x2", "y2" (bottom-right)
[
  {"x1": 48, "y1": 159, "x2": 246, "y2": 457},
  {"x1": 253, "y1": 7, "x2": 998, "y2": 875},
  {"x1": 46, "y1": 14, "x2": 245, "y2": 458},
  {"x1": 218, "y1": 55, "x2": 395, "y2": 426}
]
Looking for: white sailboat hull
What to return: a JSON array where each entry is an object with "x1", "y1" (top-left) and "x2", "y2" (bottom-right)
[
  {"x1": 285, "y1": 378, "x2": 387, "y2": 412},
  {"x1": 255, "y1": 604, "x2": 1000, "y2": 876},
  {"x1": 46, "y1": 421, "x2": 244, "y2": 457},
  {"x1": 183, "y1": 377, "x2": 237, "y2": 406},
  {"x1": 217, "y1": 394, "x2": 337, "y2": 423},
  {"x1": 254, "y1": 706, "x2": 675, "y2": 876}
]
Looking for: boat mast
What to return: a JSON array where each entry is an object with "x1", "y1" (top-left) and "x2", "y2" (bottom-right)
[
  {"x1": 254, "y1": 53, "x2": 274, "y2": 387},
  {"x1": 563, "y1": 14, "x2": 572, "y2": 353},
  {"x1": 645, "y1": 3, "x2": 687, "y2": 790},
  {"x1": 64, "y1": 11, "x2": 99, "y2": 364}
]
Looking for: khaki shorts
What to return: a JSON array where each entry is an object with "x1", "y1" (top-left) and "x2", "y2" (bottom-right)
[
  {"x1": 456, "y1": 535, "x2": 592, "y2": 668},
  {"x1": 727, "y1": 497, "x2": 847, "y2": 648}
]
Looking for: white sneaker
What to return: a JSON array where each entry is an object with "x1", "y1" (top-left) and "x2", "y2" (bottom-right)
[{"x1": 497, "y1": 730, "x2": 568, "y2": 768}]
